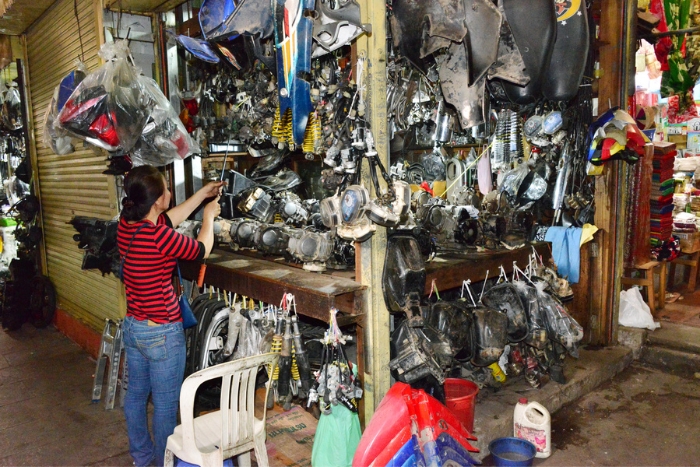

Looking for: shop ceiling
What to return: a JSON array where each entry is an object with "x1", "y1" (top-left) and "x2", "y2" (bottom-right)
[{"x1": 0, "y1": 0, "x2": 185, "y2": 35}]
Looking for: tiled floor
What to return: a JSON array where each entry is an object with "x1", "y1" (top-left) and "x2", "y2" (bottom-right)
[
  {"x1": 0, "y1": 324, "x2": 316, "y2": 467},
  {"x1": 0, "y1": 323, "x2": 132, "y2": 466}
]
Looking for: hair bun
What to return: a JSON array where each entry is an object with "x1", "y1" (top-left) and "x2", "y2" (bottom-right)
[{"x1": 122, "y1": 197, "x2": 135, "y2": 208}]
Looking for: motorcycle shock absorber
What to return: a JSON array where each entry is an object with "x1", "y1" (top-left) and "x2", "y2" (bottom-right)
[
  {"x1": 291, "y1": 346, "x2": 300, "y2": 397},
  {"x1": 276, "y1": 315, "x2": 293, "y2": 410},
  {"x1": 268, "y1": 311, "x2": 284, "y2": 409},
  {"x1": 291, "y1": 315, "x2": 313, "y2": 400}
]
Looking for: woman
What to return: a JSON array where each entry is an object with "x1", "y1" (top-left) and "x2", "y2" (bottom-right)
[{"x1": 117, "y1": 165, "x2": 225, "y2": 467}]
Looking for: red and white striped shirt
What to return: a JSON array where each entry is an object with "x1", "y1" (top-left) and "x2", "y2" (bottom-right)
[{"x1": 117, "y1": 214, "x2": 204, "y2": 324}]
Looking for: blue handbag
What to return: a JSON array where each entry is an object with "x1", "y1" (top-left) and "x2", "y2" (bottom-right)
[{"x1": 176, "y1": 260, "x2": 198, "y2": 329}]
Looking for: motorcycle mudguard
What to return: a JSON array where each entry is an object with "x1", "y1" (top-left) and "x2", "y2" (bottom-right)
[
  {"x1": 383, "y1": 235, "x2": 426, "y2": 312},
  {"x1": 173, "y1": 35, "x2": 220, "y2": 63},
  {"x1": 487, "y1": 0, "x2": 529, "y2": 86},
  {"x1": 438, "y1": 42, "x2": 486, "y2": 128},
  {"x1": 199, "y1": 0, "x2": 237, "y2": 39},
  {"x1": 542, "y1": 0, "x2": 590, "y2": 102},
  {"x1": 492, "y1": 0, "x2": 557, "y2": 104},
  {"x1": 389, "y1": 0, "x2": 467, "y2": 75},
  {"x1": 464, "y1": 0, "x2": 502, "y2": 85},
  {"x1": 200, "y1": 0, "x2": 274, "y2": 41},
  {"x1": 274, "y1": 0, "x2": 314, "y2": 146}
]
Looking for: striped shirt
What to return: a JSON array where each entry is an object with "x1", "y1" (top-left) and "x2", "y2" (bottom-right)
[{"x1": 117, "y1": 214, "x2": 204, "y2": 324}]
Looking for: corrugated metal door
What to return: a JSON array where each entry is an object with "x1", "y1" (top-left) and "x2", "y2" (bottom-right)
[{"x1": 25, "y1": 0, "x2": 125, "y2": 330}]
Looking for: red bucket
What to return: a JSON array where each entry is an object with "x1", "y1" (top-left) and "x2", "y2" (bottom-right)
[{"x1": 444, "y1": 378, "x2": 479, "y2": 434}]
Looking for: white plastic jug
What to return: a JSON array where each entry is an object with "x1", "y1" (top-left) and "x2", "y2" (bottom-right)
[{"x1": 513, "y1": 397, "x2": 551, "y2": 458}]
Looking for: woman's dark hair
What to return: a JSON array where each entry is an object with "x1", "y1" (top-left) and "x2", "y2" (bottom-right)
[{"x1": 121, "y1": 165, "x2": 165, "y2": 221}]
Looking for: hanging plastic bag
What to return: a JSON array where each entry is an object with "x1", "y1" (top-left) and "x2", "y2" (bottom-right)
[
  {"x1": 481, "y1": 282, "x2": 529, "y2": 343},
  {"x1": 56, "y1": 41, "x2": 152, "y2": 152},
  {"x1": 513, "y1": 280, "x2": 548, "y2": 349},
  {"x1": 129, "y1": 75, "x2": 197, "y2": 166},
  {"x1": 619, "y1": 287, "x2": 660, "y2": 330},
  {"x1": 536, "y1": 282, "x2": 584, "y2": 357},
  {"x1": 1, "y1": 83, "x2": 23, "y2": 131},
  {"x1": 42, "y1": 60, "x2": 88, "y2": 156},
  {"x1": 311, "y1": 361, "x2": 362, "y2": 467}
]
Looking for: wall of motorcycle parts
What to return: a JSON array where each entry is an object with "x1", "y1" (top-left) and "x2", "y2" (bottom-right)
[{"x1": 25, "y1": 0, "x2": 125, "y2": 330}]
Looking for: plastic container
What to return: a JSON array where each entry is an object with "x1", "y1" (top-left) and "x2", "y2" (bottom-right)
[
  {"x1": 513, "y1": 398, "x2": 551, "y2": 458},
  {"x1": 444, "y1": 378, "x2": 479, "y2": 433},
  {"x1": 488, "y1": 437, "x2": 536, "y2": 466}
]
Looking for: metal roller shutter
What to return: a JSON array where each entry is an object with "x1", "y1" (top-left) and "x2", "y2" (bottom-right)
[{"x1": 25, "y1": 0, "x2": 125, "y2": 330}]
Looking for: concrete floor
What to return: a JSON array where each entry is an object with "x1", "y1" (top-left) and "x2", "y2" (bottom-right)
[{"x1": 1, "y1": 319, "x2": 699, "y2": 466}]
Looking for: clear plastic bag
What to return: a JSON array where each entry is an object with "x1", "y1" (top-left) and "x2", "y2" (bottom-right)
[
  {"x1": 55, "y1": 41, "x2": 152, "y2": 152},
  {"x1": 481, "y1": 283, "x2": 529, "y2": 343},
  {"x1": 2, "y1": 84, "x2": 23, "y2": 131},
  {"x1": 129, "y1": 75, "x2": 197, "y2": 166},
  {"x1": 43, "y1": 96, "x2": 74, "y2": 155},
  {"x1": 513, "y1": 280, "x2": 548, "y2": 349},
  {"x1": 536, "y1": 282, "x2": 584, "y2": 357}
]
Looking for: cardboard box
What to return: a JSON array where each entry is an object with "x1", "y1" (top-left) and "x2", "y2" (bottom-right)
[{"x1": 688, "y1": 131, "x2": 700, "y2": 152}]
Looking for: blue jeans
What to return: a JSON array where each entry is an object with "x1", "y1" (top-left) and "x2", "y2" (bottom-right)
[{"x1": 122, "y1": 316, "x2": 185, "y2": 467}]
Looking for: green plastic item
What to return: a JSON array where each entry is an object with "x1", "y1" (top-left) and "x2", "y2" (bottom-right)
[
  {"x1": 0, "y1": 217, "x2": 17, "y2": 227},
  {"x1": 310, "y1": 402, "x2": 362, "y2": 467}
]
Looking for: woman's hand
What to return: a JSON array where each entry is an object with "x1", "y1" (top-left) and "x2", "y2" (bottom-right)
[
  {"x1": 199, "y1": 181, "x2": 226, "y2": 199},
  {"x1": 203, "y1": 194, "x2": 221, "y2": 220}
]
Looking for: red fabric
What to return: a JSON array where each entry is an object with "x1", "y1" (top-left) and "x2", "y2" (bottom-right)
[
  {"x1": 117, "y1": 214, "x2": 203, "y2": 324},
  {"x1": 650, "y1": 0, "x2": 672, "y2": 71}
]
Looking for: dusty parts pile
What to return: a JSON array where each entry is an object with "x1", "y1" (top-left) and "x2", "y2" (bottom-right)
[
  {"x1": 384, "y1": 235, "x2": 583, "y2": 400},
  {"x1": 1, "y1": 195, "x2": 56, "y2": 331}
]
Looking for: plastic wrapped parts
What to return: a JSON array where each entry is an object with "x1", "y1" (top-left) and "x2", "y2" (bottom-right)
[
  {"x1": 513, "y1": 280, "x2": 548, "y2": 349},
  {"x1": 535, "y1": 282, "x2": 584, "y2": 357},
  {"x1": 56, "y1": 41, "x2": 152, "y2": 153},
  {"x1": 470, "y1": 306, "x2": 508, "y2": 367},
  {"x1": 425, "y1": 300, "x2": 474, "y2": 359},
  {"x1": 481, "y1": 283, "x2": 529, "y2": 343}
]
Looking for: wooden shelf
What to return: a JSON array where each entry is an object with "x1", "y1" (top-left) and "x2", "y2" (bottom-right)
[
  {"x1": 424, "y1": 243, "x2": 551, "y2": 295},
  {"x1": 180, "y1": 249, "x2": 366, "y2": 323}
]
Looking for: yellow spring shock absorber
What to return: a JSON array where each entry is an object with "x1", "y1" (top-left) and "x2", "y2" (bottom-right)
[
  {"x1": 267, "y1": 312, "x2": 284, "y2": 409},
  {"x1": 302, "y1": 112, "x2": 322, "y2": 155},
  {"x1": 290, "y1": 345, "x2": 300, "y2": 397},
  {"x1": 283, "y1": 109, "x2": 294, "y2": 148},
  {"x1": 272, "y1": 107, "x2": 287, "y2": 145}
]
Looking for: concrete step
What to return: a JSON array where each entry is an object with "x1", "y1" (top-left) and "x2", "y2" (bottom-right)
[
  {"x1": 640, "y1": 345, "x2": 700, "y2": 379},
  {"x1": 645, "y1": 321, "x2": 700, "y2": 354}
]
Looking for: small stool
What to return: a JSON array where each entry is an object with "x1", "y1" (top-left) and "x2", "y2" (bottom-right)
[
  {"x1": 621, "y1": 260, "x2": 667, "y2": 315},
  {"x1": 669, "y1": 248, "x2": 700, "y2": 293}
]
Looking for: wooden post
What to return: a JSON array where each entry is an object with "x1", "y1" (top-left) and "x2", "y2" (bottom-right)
[{"x1": 355, "y1": 0, "x2": 391, "y2": 422}]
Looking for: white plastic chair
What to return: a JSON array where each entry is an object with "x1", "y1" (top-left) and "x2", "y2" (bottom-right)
[{"x1": 164, "y1": 352, "x2": 279, "y2": 467}]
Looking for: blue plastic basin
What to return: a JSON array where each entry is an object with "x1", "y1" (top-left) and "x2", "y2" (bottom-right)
[{"x1": 488, "y1": 437, "x2": 537, "y2": 467}]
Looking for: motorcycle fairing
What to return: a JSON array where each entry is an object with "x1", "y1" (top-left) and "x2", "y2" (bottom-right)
[
  {"x1": 494, "y1": 0, "x2": 557, "y2": 104},
  {"x1": 542, "y1": 0, "x2": 590, "y2": 102}
]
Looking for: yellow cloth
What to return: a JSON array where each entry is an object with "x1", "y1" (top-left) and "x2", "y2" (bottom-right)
[{"x1": 580, "y1": 223, "x2": 598, "y2": 246}]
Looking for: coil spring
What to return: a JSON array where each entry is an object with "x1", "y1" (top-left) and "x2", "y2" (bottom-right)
[
  {"x1": 303, "y1": 112, "x2": 322, "y2": 154},
  {"x1": 291, "y1": 346, "x2": 300, "y2": 382},
  {"x1": 271, "y1": 107, "x2": 287, "y2": 144},
  {"x1": 271, "y1": 335, "x2": 282, "y2": 380}
]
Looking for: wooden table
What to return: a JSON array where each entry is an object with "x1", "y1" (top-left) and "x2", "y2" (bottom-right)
[{"x1": 180, "y1": 249, "x2": 367, "y2": 323}]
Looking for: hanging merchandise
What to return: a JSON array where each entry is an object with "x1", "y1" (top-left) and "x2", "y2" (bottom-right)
[
  {"x1": 172, "y1": 34, "x2": 221, "y2": 63},
  {"x1": 56, "y1": 41, "x2": 151, "y2": 152},
  {"x1": 43, "y1": 62, "x2": 88, "y2": 156},
  {"x1": 309, "y1": 308, "x2": 362, "y2": 467},
  {"x1": 130, "y1": 75, "x2": 196, "y2": 166},
  {"x1": 1, "y1": 82, "x2": 23, "y2": 132}
]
